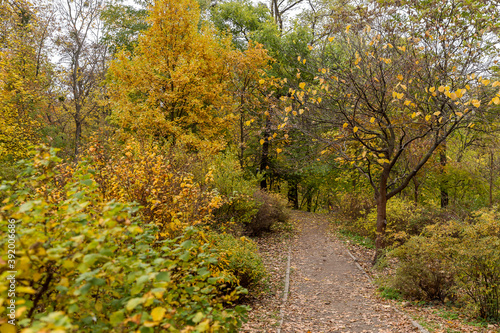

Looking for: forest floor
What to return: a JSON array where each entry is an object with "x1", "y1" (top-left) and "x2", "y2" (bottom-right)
[{"x1": 241, "y1": 211, "x2": 500, "y2": 333}]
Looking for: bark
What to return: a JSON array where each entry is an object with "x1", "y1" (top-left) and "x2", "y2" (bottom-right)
[
  {"x1": 373, "y1": 170, "x2": 389, "y2": 264},
  {"x1": 412, "y1": 177, "x2": 419, "y2": 204},
  {"x1": 287, "y1": 178, "x2": 299, "y2": 209},
  {"x1": 260, "y1": 115, "x2": 271, "y2": 190},
  {"x1": 490, "y1": 149, "x2": 494, "y2": 207},
  {"x1": 440, "y1": 143, "x2": 449, "y2": 208}
]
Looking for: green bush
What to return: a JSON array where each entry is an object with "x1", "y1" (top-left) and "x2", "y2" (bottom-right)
[
  {"x1": 388, "y1": 223, "x2": 458, "y2": 302},
  {"x1": 210, "y1": 151, "x2": 261, "y2": 232},
  {"x1": 0, "y1": 147, "x2": 248, "y2": 332},
  {"x1": 389, "y1": 211, "x2": 500, "y2": 320},
  {"x1": 209, "y1": 233, "x2": 266, "y2": 291}
]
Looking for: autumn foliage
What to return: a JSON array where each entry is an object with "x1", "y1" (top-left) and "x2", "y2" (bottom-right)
[{"x1": 108, "y1": 0, "x2": 235, "y2": 150}]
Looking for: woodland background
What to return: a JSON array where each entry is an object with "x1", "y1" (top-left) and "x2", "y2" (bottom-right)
[{"x1": 1, "y1": 0, "x2": 500, "y2": 331}]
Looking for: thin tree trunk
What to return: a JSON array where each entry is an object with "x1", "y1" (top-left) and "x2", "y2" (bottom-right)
[
  {"x1": 440, "y1": 143, "x2": 449, "y2": 208},
  {"x1": 490, "y1": 149, "x2": 494, "y2": 207},
  {"x1": 373, "y1": 170, "x2": 389, "y2": 264},
  {"x1": 260, "y1": 115, "x2": 271, "y2": 190},
  {"x1": 288, "y1": 178, "x2": 299, "y2": 209}
]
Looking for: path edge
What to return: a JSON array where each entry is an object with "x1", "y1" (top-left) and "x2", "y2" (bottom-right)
[{"x1": 276, "y1": 247, "x2": 291, "y2": 333}]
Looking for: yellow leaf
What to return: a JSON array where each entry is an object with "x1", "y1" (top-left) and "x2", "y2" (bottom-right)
[
  {"x1": 353, "y1": 126, "x2": 358, "y2": 133},
  {"x1": 425, "y1": 115, "x2": 431, "y2": 121},
  {"x1": 292, "y1": 111, "x2": 297, "y2": 116},
  {"x1": 17, "y1": 287, "x2": 36, "y2": 294},
  {"x1": 397, "y1": 46, "x2": 406, "y2": 52},
  {"x1": 297, "y1": 56, "x2": 301, "y2": 62},
  {"x1": 387, "y1": 43, "x2": 393, "y2": 48},
  {"x1": 493, "y1": 96, "x2": 500, "y2": 105},
  {"x1": 345, "y1": 25, "x2": 351, "y2": 33},
  {"x1": 307, "y1": 45, "x2": 313, "y2": 51},
  {"x1": 466, "y1": 84, "x2": 471, "y2": 90},
  {"x1": 245, "y1": 120, "x2": 251, "y2": 126},
  {"x1": 404, "y1": 100, "x2": 411, "y2": 106},
  {"x1": 433, "y1": 111, "x2": 441, "y2": 116},
  {"x1": 472, "y1": 100, "x2": 481, "y2": 108},
  {"x1": 276, "y1": 148, "x2": 282, "y2": 154},
  {"x1": 296, "y1": 72, "x2": 301, "y2": 79},
  {"x1": 303, "y1": 59, "x2": 307, "y2": 64},
  {"x1": 455, "y1": 112, "x2": 463, "y2": 117},
  {"x1": 299, "y1": 109, "x2": 305, "y2": 114},
  {"x1": 328, "y1": 36, "x2": 335, "y2": 42},
  {"x1": 481, "y1": 79, "x2": 490, "y2": 86},
  {"x1": 370, "y1": 117, "x2": 375, "y2": 123},
  {"x1": 449, "y1": 92, "x2": 457, "y2": 100},
  {"x1": 397, "y1": 74, "x2": 403, "y2": 80},
  {"x1": 299, "y1": 82, "x2": 306, "y2": 89},
  {"x1": 492, "y1": 81, "x2": 500, "y2": 87},
  {"x1": 259, "y1": 79, "x2": 265, "y2": 85},
  {"x1": 438, "y1": 86, "x2": 445, "y2": 93},
  {"x1": 411, "y1": 112, "x2": 416, "y2": 119},
  {"x1": 343, "y1": 123, "x2": 348, "y2": 128},
  {"x1": 429, "y1": 87, "x2": 436, "y2": 93},
  {"x1": 151, "y1": 307, "x2": 166, "y2": 322},
  {"x1": 260, "y1": 139, "x2": 265, "y2": 145},
  {"x1": 317, "y1": 97, "x2": 322, "y2": 103}
]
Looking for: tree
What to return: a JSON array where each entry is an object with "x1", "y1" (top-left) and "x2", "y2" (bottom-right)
[
  {"x1": 108, "y1": 0, "x2": 236, "y2": 151},
  {"x1": 0, "y1": 0, "x2": 54, "y2": 162},
  {"x1": 55, "y1": 0, "x2": 108, "y2": 160},
  {"x1": 289, "y1": 0, "x2": 500, "y2": 262}
]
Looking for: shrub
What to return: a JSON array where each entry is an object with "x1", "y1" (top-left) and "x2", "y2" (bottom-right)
[
  {"x1": 210, "y1": 151, "x2": 261, "y2": 232},
  {"x1": 389, "y1": 223, "x2": 458, "y2": 302},
  {"x1": 209, "y1": 233, "x2": 266, "y2": 291},
  {"x1": 452, "y1": 209, "x2": 500, "y2": 320},
  {"x1": 358, "y1": 198, "x2": 450, "y2": 245},
  {"x1": 247, "y1": 190, "x2": 289, "y2": 236},
  {"x1": 84, "y1": 140, "x2": 223, "y2": 238},
  {"x1": 0, "y1": 147, "x2": 248, "y2": 332},
  {"x1": 333, "y1": 191, "x2": 373, "y2": 222},
  {"x1": 390, "y1": 211, "x2": 500, "y2": 320}
]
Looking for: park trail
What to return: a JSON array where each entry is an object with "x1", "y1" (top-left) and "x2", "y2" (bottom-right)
[{"x1": 273, "y1": 211, "x2": 419, "y2": 333}]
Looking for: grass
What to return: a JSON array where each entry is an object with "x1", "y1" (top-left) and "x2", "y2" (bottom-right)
[
  {"x1": 378, "y1": 286, "x2": 403, "y2": 301},
  {"x1": 335, "y1": 228, "x2": 375, "y2": 249}
]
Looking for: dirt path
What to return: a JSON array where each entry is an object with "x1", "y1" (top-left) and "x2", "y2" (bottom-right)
[{"x1": 243, "y1": 211, "x2": 420, "y2": 333}]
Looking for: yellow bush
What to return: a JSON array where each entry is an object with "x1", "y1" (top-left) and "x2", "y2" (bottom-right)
[{"x1": 84, "y1": 140, "x2": 223, "y2": 238}]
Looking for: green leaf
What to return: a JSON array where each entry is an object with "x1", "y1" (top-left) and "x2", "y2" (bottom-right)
[
  {"x1": 19, "y1": 201, "x2": 34, "y2": 213},
  {"x1": 126, "y1": 297, "x2": 145, "y2": 312},
  {"x1": 110, "y1": 310, "x2": 124, "y2": 326},
  {"x1": 192, "y1": 312, "x2": 204, "y2": 324},
  {"x1": 156, "y1": 271, "x2": 170, "y2": 282}
]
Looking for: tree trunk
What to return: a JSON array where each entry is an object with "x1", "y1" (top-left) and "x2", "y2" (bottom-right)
[
  {"x1": 490, "y1": 149, "x2": 494, "y2": 207},
  {"x1": 373, "y1": 170, "x2": 389, "y2": 264},
  {"x1": 440, "y1": 144, "x2": 449, "y2": 208},
  {"x1": 260, "y1": 115, "x2": 271, "y2": 190},
  {"x1": 412, "y1": 177, "x2": 419, "y2": 204},
  {"x1": 74, "y1": 118, "x2": 81, "y2": 162},
  {"x1": 288, "y1": 178, "x2": 299, "y2": 209}
]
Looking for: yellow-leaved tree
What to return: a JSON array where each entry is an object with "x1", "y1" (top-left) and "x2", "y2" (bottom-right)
[
  {"x1": 0, "y1": 0, "x2": 52, "y2": 162},
  {"x1": 108, "y1": 0, "x2": 235, "y2": 151}
]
